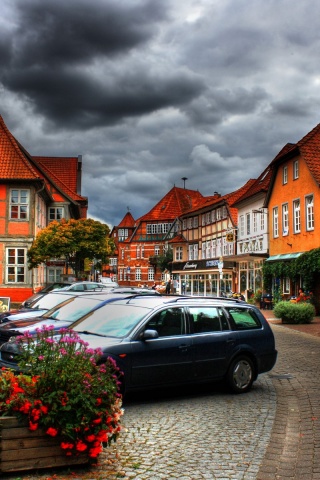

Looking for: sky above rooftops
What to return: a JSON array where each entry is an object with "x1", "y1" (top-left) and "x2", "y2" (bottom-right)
[{"x1": 1, "y1": 0, "x2": 320, "y2": 227}]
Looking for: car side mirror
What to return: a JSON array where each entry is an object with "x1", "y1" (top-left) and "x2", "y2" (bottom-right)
[{"x1": 142, "y1": 329, "x2": 159, "y2": 340}]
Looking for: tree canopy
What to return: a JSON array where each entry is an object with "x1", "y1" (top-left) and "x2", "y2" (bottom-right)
[{"x1": 27, "y1": 218, "x2": 115, "y2": 277}]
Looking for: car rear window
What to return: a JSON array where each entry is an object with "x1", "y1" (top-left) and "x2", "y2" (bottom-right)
[{"x1": 225, "y1": 307, "x2": 262, "y2": 330}]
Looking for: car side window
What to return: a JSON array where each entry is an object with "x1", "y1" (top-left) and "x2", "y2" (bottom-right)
[
  {"x1": 226, "y1": 307, "x2": 262, "y2": 330},
  {"x1": 145, "y1": 308, "x2": 185, "y2": 337},
  {"x1": 189, "y1": 307, "x2": 228, "y2": 333}
]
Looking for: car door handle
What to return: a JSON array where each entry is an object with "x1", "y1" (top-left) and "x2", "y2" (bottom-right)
[{"x1": 179, "y1": 344, "x2": 189, "y2": 353}]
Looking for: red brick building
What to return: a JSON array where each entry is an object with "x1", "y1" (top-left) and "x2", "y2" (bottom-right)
[
  {"x1": 114, "y1": 186, "x2": 204, "y2": 288},
  {"x1": 0, "y1": 115, "x2": 87, "y2": 304}
]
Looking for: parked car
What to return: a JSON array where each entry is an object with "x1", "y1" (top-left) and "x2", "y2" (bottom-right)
[
  {"x1": 109, "y1": 286, "x2": 161, "y2": 295},
  {"x1": 0, "y1": 296, "x2": 277, "y2": 395},
  {"x1": 0, "y1": 291, "x2": 137, "y2": 346},
  {"x1": 99, "y1": 277, "x2": 119, "y2": 288},
  {"x1": 20, "y1": 282, "x2": 73, "y2": 307},
  {"x1": 57, "y1": 281, "x2": 114, "y2": 292},
  {"x1": 0, "y1": 290, "x2": 101, "y2": 324}
]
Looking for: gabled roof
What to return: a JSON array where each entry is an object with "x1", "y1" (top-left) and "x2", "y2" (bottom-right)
[
  {"x1": 0, "y1": 115, "x2": 87, "y2": 213},
  {"x1": 232, "y1": 167, "x2": 271, "y2": 207},
  {"x1": 168, "y1": 233, "x2": 187, "y2": 244},
  {"x1": 0, "y1": 116, "x2": 41, "y2": 180},
  {"x1": 181, "y1": 179, "x2": 256, "y2": 226},
  {"x1": 137, "y1": 186, "x2": 204, "y2": 222},
  {"x1": 265, "y1": 123, "x2": 320, "y2": 206},
  {"x1": 34, "y1": 156, "x2": 86, "y2": 203},
  {"x1": 117, "y1": 211, "x2": 136, "y2": 228}
]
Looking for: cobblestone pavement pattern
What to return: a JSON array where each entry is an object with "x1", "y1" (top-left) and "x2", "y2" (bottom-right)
[{"x1": 2, "y1": 321, "x2": 320, "y2": 480}]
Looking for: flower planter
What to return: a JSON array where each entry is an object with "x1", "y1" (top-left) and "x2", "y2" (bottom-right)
[{"x1": 0, "y1": 417, "x2": 89, "y2": 473}]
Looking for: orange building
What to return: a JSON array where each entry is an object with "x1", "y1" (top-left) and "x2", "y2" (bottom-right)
[
  {"x1": 0, "y1": 115, "x2": 87, "y2": 304},
  {"x1": 264, "y1": 123, "x2": 320, "y2": 296}
]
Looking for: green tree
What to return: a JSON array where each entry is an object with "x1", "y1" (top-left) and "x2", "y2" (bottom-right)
[{"x1": 28, "y1": 219, "x2": 115, "y2": 278}]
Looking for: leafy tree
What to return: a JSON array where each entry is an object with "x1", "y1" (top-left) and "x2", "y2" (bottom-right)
[{"x1": 28, "y1": 219, "x2": 115, "y2": 278}]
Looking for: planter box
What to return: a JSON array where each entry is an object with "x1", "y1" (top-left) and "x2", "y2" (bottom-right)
[{"x1": 0, "y1": 416, "x2": 89, "y2": 473}]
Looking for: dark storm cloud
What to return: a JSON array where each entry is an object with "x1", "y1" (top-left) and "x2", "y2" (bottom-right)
[
  {"x1": 1, "y1": 0, "x2": 320, "y2": 227},
  {"x1": 2, "y1": 0, "x2": 196, "y2": 128},
  {"x1": 10, "y1": 0, "x2": 164, "y2": 65}
]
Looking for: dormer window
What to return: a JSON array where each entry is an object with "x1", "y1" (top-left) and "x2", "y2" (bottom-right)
[{"x1": 49, "y1": 207, "x2": 64, "y2": 221}]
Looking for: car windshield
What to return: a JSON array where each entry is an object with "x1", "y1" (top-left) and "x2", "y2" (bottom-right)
[
  {"x1": 41, "y1": 297, "x2": 102, "y2": 323},
  {"x1": 29, "y1": 293, "x2": 74, "y2": 310},
  {"x1": 72, "y1": 304, "x2": 150, "y2": 338}
]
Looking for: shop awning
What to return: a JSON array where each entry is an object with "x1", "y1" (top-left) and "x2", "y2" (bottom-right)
[{"x1": 266, "y1": 252, "x2": 303, "y2": 262}]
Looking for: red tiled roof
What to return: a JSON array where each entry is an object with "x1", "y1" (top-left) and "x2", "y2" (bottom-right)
[
  {"x1": 34, "y1": 156, "x2": 86, "y2": 202},
  {"x1": 0, "y1": 115, "x2": 87, "y2": 209},
  {"x1": 118, "y1": 211, "x2": 136, "y2": 228},
  {"x1": 297, "y1": 123, "x2": 320, "y2": 185},
  {"x1": 0, "y1": 116, "x2": 41, "y2": 180},
  {"x1": 231, "y1": 167, "x2": 272, "y2": 206},
  {"x1": 137, "y1": 186, "x2": 204, "y2": 222},
  {"x1": 34, "y1": 156, "x2": 79, "y2": 193},
  {"x1": 168, "y1": 233, "x2": 187, "y2": 244}
]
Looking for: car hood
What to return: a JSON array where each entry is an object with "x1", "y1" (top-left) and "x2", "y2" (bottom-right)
[
  {"x1": 74, "y1": 332, "x2": 123, "y2": 348},
  {"x1": 1, "y1": 318, "x2": 71, "y2": 333},
  {"x1": 0, "y1": 309, "x2": 48, "y2": 323}
]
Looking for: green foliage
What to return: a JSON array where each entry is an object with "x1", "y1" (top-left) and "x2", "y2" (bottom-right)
[
  {"x1": 0, "y1": 326, "x2": 123, "y2": 458},
  {"x1": 150, "y1": 247, "x2": 173, "y2": 272},
  {"x1": 28, "y1": 218, "x2": 115, "y2": 277},
  {"x1": 263, "y1": 247, "x2": 320, "y2": 292},
  {"x1": 273, "y1": 301, "x2": 316, "y2": 324}
]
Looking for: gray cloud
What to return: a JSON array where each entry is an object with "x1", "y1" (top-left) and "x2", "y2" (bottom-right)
[{"x1": 1, "y1": 0, "x2": 320, "y2": 227}]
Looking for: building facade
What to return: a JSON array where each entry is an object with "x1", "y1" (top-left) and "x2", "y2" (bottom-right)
[{"x1": 0, "y1": 116, "x2": 87, "y2": 303}]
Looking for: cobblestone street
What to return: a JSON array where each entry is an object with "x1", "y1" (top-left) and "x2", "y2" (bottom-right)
[{"x1": 2, "y1": 319, "x2": 320, "y2": 480}]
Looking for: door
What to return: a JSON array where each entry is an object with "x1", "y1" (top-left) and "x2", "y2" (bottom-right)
[
  {"x1": 130, "y1": 307, "x2": 194, "y2": 387},
  {"x1": 189, "y1": 306, "x2": 238, "y2": 380}
]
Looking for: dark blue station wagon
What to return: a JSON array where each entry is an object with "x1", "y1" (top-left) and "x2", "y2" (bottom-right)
[{"x1": 65, "y1": 296, "x2": 277, "y2": 395}]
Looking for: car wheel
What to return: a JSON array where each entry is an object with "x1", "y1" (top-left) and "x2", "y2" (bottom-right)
[{"x1": 227, "y1": 355, "x2": 254, "y2": 394}]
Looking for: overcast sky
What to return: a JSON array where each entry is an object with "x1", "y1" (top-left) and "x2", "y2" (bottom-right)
[{"x1": 1, "y1": 0, "x2": 320, "y2": 227}]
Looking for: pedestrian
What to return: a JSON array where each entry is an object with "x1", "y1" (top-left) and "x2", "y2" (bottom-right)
[{"x1": 165, "y1": 279, "x2": 171, "y2": 294}]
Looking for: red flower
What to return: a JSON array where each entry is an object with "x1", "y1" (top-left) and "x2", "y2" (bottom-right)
[
  {"x1": 61, "y1": 441, "x2": 74, "y2": 450},
  {"x1": 46, "y1": 427, "x2": 59, "y2": 437},
  {"x1": 89, "y1": 445, "x2": 103, "y2": 457},
  {"x1": 29, "y1": 421, "x2": 38, "y2": 431},
  {"x1": 76, "y1": 440, "x2": 88, "y2": 452},
  {"x1": 85, "y1": 434, "x2": 96, "y2": 443},
  {"x1": 19, "y1": 401, "x2": 32, "y2": 413},
  {"x1": 92, "y1": 417, "x2": 102, "y2": 425}
]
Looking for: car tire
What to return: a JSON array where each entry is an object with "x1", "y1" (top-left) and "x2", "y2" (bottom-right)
[{"x1": 226, "y1": 355, "x2": 254, "y2": 394}]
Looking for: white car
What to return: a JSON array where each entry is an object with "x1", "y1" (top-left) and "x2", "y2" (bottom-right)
[
  {"x1": 57, "y1": 281, "x2": 114, "y2": 292},
  {"x1": 99, "y1": 277, "x2": 119, "y2": 288}
]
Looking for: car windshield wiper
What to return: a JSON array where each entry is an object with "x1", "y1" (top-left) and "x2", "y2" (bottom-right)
[{"x1": 76, "y1": 330, "x2": 107, "y2": 337}]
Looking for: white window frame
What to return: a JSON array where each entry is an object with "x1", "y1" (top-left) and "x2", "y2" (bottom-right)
[
  {"x1": 282, "y1": 203, "x2": 289, "y2": 236},
  {"x1": 253, "y1": 212, "x2": 258, "y2": 233},
  {"x1": 148, "y1": 267, "x2": 154, "y2": 281},
  {"x1": 246, "y1": 213, "x2": 250, "y2": 235},
  {"x1": 175, "y1": 246, "x2": 183, "y2": 261},
  {"x1": 10, "y1": 189, "x2": 29, "y2": 220},
  {"x1": 240, "y1": 215, "x2": 245, "y2": 237},
  {"x1": 273, "y1": 207, "x2": 279, "y2": 238},
  {"x1": 306, "y1": 195, "x2": 314, "y2": 231},
  {"x1": 6, "y1": 248, "x2": 27, "y2": 283},
  {"x1": 49, "y1": 207, "x2": 64, "y2": 221},
  {"x1": 293, "y1": 199, "x2": 301, "y2": 233},
  {"x1": 283, "y1": 165, "x2": 288, "y2": 184},
  {"x1": 135, "y1": 268, "x2": 141, "y2": 281},
  {"x1": 293, "y1": 160, "x2": 299, "y2": 180}
]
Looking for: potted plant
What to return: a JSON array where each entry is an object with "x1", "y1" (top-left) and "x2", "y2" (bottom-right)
[{"x1": 0, "y1": 326, "x2": 123, "y2": 473}]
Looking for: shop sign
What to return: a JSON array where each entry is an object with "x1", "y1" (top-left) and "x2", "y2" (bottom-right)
[
  {"x1": 183, "y1": 262, "x2": 197, "y2": 270},
  {"x1": 206, "y1": 259, "x2": 219, "y2": 267}
]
